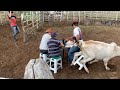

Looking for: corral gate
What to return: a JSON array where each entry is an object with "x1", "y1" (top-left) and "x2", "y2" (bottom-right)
[
  {"x1": 21, "y1": 11, "x2": 44, "y2": 42},
  {"x1": 1, "y1": 11, "x2": 120, "y2": 42}
]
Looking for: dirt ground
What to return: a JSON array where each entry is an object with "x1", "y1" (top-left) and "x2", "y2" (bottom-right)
[{"x1": 1, "y1": 22, "x2": 120, "y2": 79}]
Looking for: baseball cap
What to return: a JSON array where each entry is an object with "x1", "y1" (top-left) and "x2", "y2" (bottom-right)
[{"x1": 51, "y1": 32, "x2": 57, "y2": 37}]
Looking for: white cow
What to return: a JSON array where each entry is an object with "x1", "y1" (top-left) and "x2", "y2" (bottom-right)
[{"x1": 71, "y1": 40, "x2": 120, "y2": 73}]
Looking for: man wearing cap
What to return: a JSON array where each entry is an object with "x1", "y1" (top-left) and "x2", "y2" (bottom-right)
[
  {"x1": 47, "y1": 32, "x2": 64, "y2": 58},
  {"x1": 39, "y1": 28, "x2": 53, "y2": 54}
]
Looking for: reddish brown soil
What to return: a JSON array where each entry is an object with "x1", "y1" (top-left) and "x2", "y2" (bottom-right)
[{"x1": 1, "y1": 22, "x2": 120, "y2": 79}]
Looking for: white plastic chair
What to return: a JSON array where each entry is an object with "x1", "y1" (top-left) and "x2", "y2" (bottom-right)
[
  {"x1": 73, "y1": 55, "x2": 84, "y2": 70},
  {"x1": 49, "y1": 56, "x2": 62, "y2": 73},
  {"x1": 39, "y1": 53, "x2": 50, "y2": 64}
]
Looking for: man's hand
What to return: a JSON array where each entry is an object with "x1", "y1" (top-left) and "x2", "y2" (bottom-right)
[
  {"x1": 8, "y1": 11, "x2": 12, "y2": 18},
  {"x1": 60, "y1": 43, "x2": 64, "y2": 47}
]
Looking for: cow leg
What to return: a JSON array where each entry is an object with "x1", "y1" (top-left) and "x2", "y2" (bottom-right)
[
  {"x1": 83, "y1": 63, "x2": 89, "y2": 73},
  {"x1": 80, "y1": 57, "x2": 94, "y2": 73},
  {"x1": 103, "y1": 59, "x2": 110, "y2": 70},
  {"x1": 88, "y1": 59, "x2": 99, "y2": 64},
  {"x1": 71, "y1": 51, "x2": 82, "y2": 66}
]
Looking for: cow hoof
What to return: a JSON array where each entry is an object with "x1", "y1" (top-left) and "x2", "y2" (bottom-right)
[
  {"x1": 86, "y1": 70, "x2": 89, "y2": 73},
  {"x1": 106, "y1": 67, "x2": 110, "y2": 70}
]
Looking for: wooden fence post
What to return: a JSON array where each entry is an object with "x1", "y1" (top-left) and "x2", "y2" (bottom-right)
[
  {"x1": 67, "y1": 11, "x2": 69, "y2": 24},
  {"x1": 116, "y1": 11, "x2": 118, "y2": 21},
  {"x1": 73, "y1": 11, "x2": 74, "y2": 22},
  {"x1": 78, "y1": 11, "x2": 80, "y2": 23}
]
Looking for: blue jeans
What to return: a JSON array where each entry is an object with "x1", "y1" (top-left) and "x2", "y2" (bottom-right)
[
  {"x1": 11, "y1": 26, "x2": 19, "y2": 41},
  {"x1": 68, "y1": 45, "x2": 80, "y2": 63}
]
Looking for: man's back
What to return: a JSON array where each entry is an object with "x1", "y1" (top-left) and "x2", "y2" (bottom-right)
[
  {"x1": 39, "y1": 33, "x2": 51, "y2": 50},
  {"x1": 47, "y1": 38, "x2": 61, "y2": 57}
]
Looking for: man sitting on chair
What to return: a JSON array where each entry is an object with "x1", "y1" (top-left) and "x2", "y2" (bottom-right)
[
  {"x1": 39, "y1": 28, "x2": 54, "y2": 54},
  {"x1": 47, "y1": 32, "x2": 64, "y2": 58}
]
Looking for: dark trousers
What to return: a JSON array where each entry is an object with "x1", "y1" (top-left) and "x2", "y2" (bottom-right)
[{"x1": 40, "y1": 50, "x2": 48, "y2": 54}]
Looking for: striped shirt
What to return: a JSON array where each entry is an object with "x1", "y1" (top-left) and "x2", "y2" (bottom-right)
[{"x1": 47, "y1": 38, "x2": 61, "y2": 57}]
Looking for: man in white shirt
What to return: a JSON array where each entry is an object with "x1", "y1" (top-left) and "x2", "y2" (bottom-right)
[
  {"x1": 39, "y1": 28, "x2": 53, "y2": 54},
  {"x1": 65, "y1": 22, "x2": 83, "y2": 63}
]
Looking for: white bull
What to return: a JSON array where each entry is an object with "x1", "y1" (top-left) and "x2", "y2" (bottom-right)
[{"x1": 71, "y1": 40, "x2": 120, "y2": 73}]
